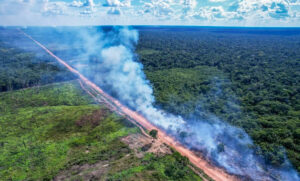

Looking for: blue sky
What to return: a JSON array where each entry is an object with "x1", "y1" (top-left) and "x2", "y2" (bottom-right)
[{"x1": 0, "y1": 0, "x2": 299, "y2": 26}]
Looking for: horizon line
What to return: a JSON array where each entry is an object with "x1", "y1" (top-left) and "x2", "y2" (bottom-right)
[{"x1": 1, "y1": 25, "x2": 300, "y2": 28}]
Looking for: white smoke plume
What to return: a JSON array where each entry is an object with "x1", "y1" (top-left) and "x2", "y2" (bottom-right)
[
  {"x1": 74, "y1": 27, "x2": 185, "y2": 131},
  {"x1": 71, "y1": 26, "x2": 300, "y2": 180},
  {"x1": 22, "y1": 26, "x2": 299, "y2": 180}
]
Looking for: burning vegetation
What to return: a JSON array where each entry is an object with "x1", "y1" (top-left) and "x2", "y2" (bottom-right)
[{"x1": 0, "y1": 26, "x2": 299, "y2": 180}]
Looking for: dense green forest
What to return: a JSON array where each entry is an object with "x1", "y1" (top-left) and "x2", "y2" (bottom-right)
[
  {"x1": 1, "y1": 27, "x2": 299, "y2": 178},
  {"x1": 0, "y1": 36, "x2": 204, "y2": 180},
  {"x1": 136, "y1": 28, "x2": 300, "y2": 171},
  {"x1": 0, "y1": 42, "x2": 76, "y2": 92}
]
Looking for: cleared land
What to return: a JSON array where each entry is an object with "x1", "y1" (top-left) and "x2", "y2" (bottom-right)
[
  {"x1": 0, "y1": 80, "x2": 205, "y2": 181},
  {"x1": 22, "y1": 31, "x2": 236, "y2": 181}
]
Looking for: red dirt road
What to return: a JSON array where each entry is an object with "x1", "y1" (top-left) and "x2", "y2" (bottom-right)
[{"x1": 21, "y1": 31, "x2": 238, "y2": 181}]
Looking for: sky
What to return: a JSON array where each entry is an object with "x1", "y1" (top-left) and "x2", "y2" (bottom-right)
[{"x1": 0, "y1": 0, "x2": 299, "y2": 26}]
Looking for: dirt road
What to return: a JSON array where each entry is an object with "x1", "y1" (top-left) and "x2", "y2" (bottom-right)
[{"x1": 21, "y1": 30, "x2": 238, "y2": 181}]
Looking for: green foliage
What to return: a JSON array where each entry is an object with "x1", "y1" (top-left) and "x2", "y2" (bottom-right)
[
  {"x1": 0, "y1": 81, "x2": 137, "y2": 180},
  {"x1": 0, "y1": 43, "x2": 75, "y2": 92},
  {"x1": 145, "y1": 66, "x2": 229, "y2": 117},
  {"x1": 108, "y1": 165, "x2": 146, "y2": 180},
  {"x1": 138, "y1": 29, "x2": 300, "y2": 171},
  {"x1": 149, "y1": 129, "x2": 158, "y2": 139},
  {"x1": 0, "y1": 80, "x2": 93, "y2": 113},
  {"x1": 143, "y1": 152, "x2": 200, "y2": 181},
  {"x1": 107, "y1": 152, "x2": 201, "y2": 181},
  {"x1": 0, "y1": 30, "x2": 204, "y2": 181}
]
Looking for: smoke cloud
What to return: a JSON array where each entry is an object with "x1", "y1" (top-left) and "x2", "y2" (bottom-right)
[
  {"x1": 71, "y1": 27, "x2": 299, "y2": 180},
  {"x1": 22, "y1": 26, "x2": 299, "y2": 180}
]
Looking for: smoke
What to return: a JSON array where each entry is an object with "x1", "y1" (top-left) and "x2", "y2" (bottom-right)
[
  {"x1": 71, "y1": 27, "x2": 185, "y2": 131},
  {"x1": 22, "y1": 26, "x2": 299, "y2": 180},
  {"x1": 70, "y1": 26, "x2": 300, "y2": 180}
]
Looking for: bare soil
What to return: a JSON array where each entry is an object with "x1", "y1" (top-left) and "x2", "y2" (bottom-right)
[
  {"x1": 75, "y1": 109, "x2": 109, "y2": 128},
  {"x1": 121, "y1": 133, "x2": 172, "y2": 158},
  {"x1": 53, "y1": 161, "x2": 109, "y2": 181},
  {"x1": 24, "y1": 33, "x2": 239, "y2": 181}
]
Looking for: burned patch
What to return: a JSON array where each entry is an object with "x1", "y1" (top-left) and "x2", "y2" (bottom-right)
[
  {"x1": 141, "y1": 143, "x2": 152, "y2": 152},
  {"x1": 121, "y1": 133, "x2": 172, "y2": 158},
  {"x1": 76, "y1": 109, "x2": 110, "y2": 128}
]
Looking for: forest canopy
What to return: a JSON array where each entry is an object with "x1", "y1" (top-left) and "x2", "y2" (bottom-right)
[{"x1": 136, "y1": 27, "x2": 300, "y2": 171}]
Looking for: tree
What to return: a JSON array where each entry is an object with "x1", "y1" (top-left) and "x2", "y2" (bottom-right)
[{"x1": 149, "y1": 129, "x2": 158, "y2": 139}]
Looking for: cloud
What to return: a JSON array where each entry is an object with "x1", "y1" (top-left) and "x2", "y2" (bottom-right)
[
  {"x1": 182, "y1": 0, "x2": 197, "y2": 9},
  {"x1": 0, "y1": 0, "x2": 299, "y2": 26},
  {"x1": 107, "y1": 7, "x2": 122, "y2": 15},
  {"x1": 43, "y1": 1, "x2": 69, "y2": 16},
  {"x1": 70, "y1": 1, "x2": 84, "y2": 7},
  {"x1": 0, "y1": 0, "x2": 47, "y2": 15},
  {"x1": 290, "y1": 0, "x2": 300, "y2": 5},
  {"x1": 188, "y1": 6, "x2": 239, "y2": 26},
  {"x1": 69, "y1": 0, "x2": 95, "y2": 8},
  {"x1": 207, "y1": 6, "x2": 227, "y2": 18},
  {"x1": 233, "y1": 0, "x2": 291, "y2": 20},
  {"x1": 179, "y1": 0, "x2": 297, "y2": 25},
  {"x1": 103, "y1": 0, "x2": 131, "y2": 7},
  {"x1": 142, "y1": 0, "x2": 174, "y2": 17},
  {"x1": 102, "y1": 0, "x2": 131, "y2": 16},
  {"x1": 84, "y1": 0, "x2": 95, "y2": 7},
  {"x1": 209, "y1": 0, "x2": 227, "y2": 2}
]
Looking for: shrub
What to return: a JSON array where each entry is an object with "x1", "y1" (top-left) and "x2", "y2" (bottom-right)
[{"x1": 149, "y1": 129, "x2": 158, "y2": 139}]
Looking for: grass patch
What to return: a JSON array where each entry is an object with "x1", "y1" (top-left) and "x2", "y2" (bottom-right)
[
  {"x1": 0, "y1": 81, "x2": 137, "y2": 180},
  {"x1": 0, "y1": 80, "x2": 203, "y2": 181},
  {"x1": 106, "y1": 152, "x2": 202, "y2": 181}
]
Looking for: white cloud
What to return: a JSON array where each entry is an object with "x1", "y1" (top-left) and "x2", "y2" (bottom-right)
[
  {"x1": 84, "y1": 0, "x2": 95, "y2": 7},
  {"x1": 182, "y1": 0, "x2": 197, "y2": 8},
  {"x1": 236, "y1": 0, "x2": 289, "y2": 15},
  {"x1": 107, "y1": 7, "x2": 122, "y2": 14},
  {"x1": 209, "y1": 0, "x2": 227, "y2": 2},
  {"x1": 102, "y1": 0, "x2": 131, "y2": 15},
  {"x1": 0, "y1": 0, "x2": 299, "y2": 26},
  {"x1": 105, "y1": 0, "x2": 122, "y2": 6},
  {"x1": 69, "y1": 0, "x2": 95, "y2": 8},
  {"x1": 43, "y1": 2, "x2": 69, "y2": 16},
  {"x1": 193, "y1": 6, "x2": 237, "y2": 20},
  {"x1": 142, "y1": 0, "x2": 174, "y2": 17},
  {"x1": 70, "y1": 1, "x2": 84, "y2": 7},
  {"x1": 228, "y1": 0, "x2": 291, "y2": 24},
  {"x1": 103, "y1": 0, "x2": 131, "y2": 7},
  {"x1": 290, "y1": 0, "x2": 300, "y2": 5}
]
